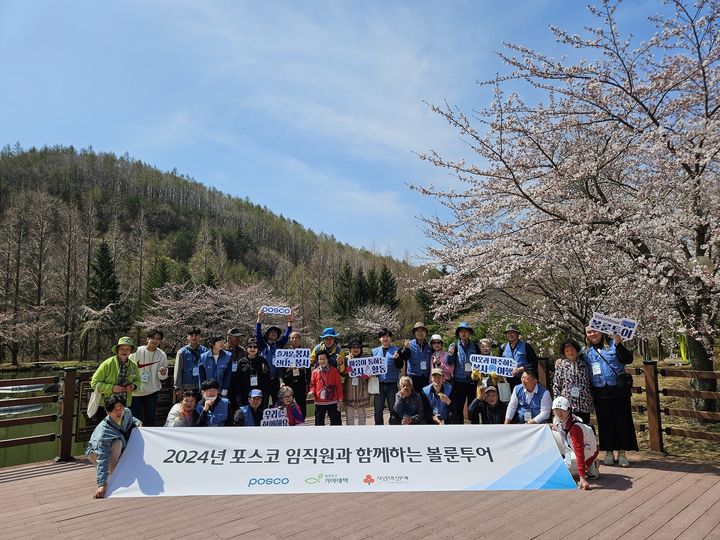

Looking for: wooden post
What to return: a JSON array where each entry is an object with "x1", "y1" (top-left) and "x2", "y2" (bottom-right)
[
  {"x1": 538, "y1": 357, "x2": 548, "y2": 390},
  {"x1": 643, "y1": 361, "x2": 664, "y2": 453},
  {"x1": 57, "y1": 367, "x2": 77, "y2": 461}
]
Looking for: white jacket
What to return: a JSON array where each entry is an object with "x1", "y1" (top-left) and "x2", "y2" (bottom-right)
[{"x1": 130, "y1": 346, "x2": 168, "y2": 396}]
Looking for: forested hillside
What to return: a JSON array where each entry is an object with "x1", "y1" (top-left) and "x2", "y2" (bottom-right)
[{"x1": 0, "y1": 144, "x2": 428, "y2": 364}]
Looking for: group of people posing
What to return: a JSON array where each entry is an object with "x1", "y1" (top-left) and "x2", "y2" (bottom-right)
[{"x1": 85, "y1": 309, "x2": 638, "y2": 497}]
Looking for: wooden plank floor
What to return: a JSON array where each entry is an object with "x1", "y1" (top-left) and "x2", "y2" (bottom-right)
[{"x1": 0, "y1": 450, "x2": 718, "y2": 540}]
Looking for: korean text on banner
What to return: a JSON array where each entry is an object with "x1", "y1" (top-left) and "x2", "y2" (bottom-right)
[
  {"x1": 106, "y1": 424, "x2": 576, "y2": 497},
  {"x1": 588, "y1": 312, "x2": 638, "y2": 340},
  {"x1": 347, "y1": 356, "x2": 388, "y2": 377},
  {"x1": 261, "y1": 408, "x2": 288, "y2": 427},
  {"x1": 273, "y1": 348, "x2": 311, "y2": 369},
  {"x1": 469, "y1": 355, "x2": 517, "y2": 378}
]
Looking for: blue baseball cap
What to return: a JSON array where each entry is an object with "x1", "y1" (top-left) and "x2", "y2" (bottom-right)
[{"x1": 249, "y1": 389, "x2": 263, "y2": 399}]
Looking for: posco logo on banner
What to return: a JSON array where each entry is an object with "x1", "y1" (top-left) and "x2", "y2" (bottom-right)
[{"x1": 248, "y1": 477, "x2": 290, "y2": 487}]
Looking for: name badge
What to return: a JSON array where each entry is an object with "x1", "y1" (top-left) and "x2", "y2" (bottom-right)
[
  {"x1": 231, "y1": 362, "x2": 237, "y2": 372},
  {"x1": 293, "y1": 368, "x2": 300, "y2": 377},
  {"x1": 352, "y1": 377, "x2": 359, "y2": 386},
  {"x1": 524, "y1": 411, "x2": 532, "y2": 422},
  {"x1": 570, "y1": 386, "x2": 580, "y2": 398},
  {"x1": 464, "y1": 362, "x2": 472, "y2": 373},
  {"x1": 140, "y1": 372, "x2": 150, "y2": 384},
  {"x1": 192, "y1": 367, "x2": 199, "y2": 377},
  {"x1": 250, "y1": 376, "x2": 258, "y2": 387},
  {"x1": 320, "y1": 389, "x2": 326, "y2": 400},
  {"x1": 420, "y1": 361, "x2": 427, "y2": 371},
  {"x1": 592, "y1": 363, "x2": 602, "y2": 376}
]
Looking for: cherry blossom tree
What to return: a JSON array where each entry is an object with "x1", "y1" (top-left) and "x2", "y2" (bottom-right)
[{"x1": 413, "y1": 0, "x2": 719, "y2": 410}]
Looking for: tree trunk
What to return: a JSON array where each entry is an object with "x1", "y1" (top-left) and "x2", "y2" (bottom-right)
[{"x1": 686, "y1": 333, "x2": 717, "y2": 414}]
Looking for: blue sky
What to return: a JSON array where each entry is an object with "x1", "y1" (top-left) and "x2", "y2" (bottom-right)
[{"x1": 0, "y1": 0, "x2": 659, "y2": 260}]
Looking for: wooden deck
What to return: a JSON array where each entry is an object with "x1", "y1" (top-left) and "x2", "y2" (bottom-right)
[{"x1": 0, "y1": 451, "x2": 718, "y2": 539}]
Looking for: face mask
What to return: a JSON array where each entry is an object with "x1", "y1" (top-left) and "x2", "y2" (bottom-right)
[{"x1": 205, "y1": 395, "x2": 217, "y2": 404}]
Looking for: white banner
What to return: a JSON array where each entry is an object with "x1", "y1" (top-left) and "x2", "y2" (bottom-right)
[
  {"x1": 588, "y1": 312, "x2": 638, "y2": 340},
  {"x1": 106, "y1": 425, "x2": 576, "y2": 497},
  {"x1": 346, "y1": 356, "x2": 387, "y2": 377},
  {"x1": 469, "y1": 354, "x2": 517, "y2": 378},
  {"x1": 261, "y1": 305, "x2": 291, "y2": 315},
  {"x1": 261, "y1": 408, "x2": 288, "y2": 427},
  {"x1": 273, "y1": 348, "x2": 311, "y2": 368}
]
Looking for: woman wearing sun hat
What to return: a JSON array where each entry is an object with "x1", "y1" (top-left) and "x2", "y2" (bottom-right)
[
  {"x1": 90, "y1": 336, "x2": 141, "y2": 414},
  {"x1": 310, "y1": 327, "x2": 346, "y2": 374}
]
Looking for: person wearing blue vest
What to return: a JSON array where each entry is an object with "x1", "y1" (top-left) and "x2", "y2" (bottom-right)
[
  {"x1": 199, "y1": 336, "x2": 233, "y2": 397},
  {"x1": 446, "y1": 322, "x2": 479, "y2": 424},
  {"x1": 585, "y1": 327, "x2": 637, "y2": 468},
  {"x1": 422, "y1": 368, "x2": 453, "y2": 424},
  {"x1": 504, "y1": 369, "x2": 551, "y2": 424},
  {"x1": 397, "y1": 322, "x2": 433, "y2": 393},
  {"x1": 499, "y1": 324, "x2": 539, "y2": 390},
  {"x1": 196, "y1": 378, "x2": 231, "y2": 426},
  {"x1": 372, "y1": 328, "x2": 403, "y2": 425},
  {"x1": 234, "y1": 389, "x2": 265, "y2": 426},
  {"x1": 256, "y1": 308, "x2": 294, "y2": 400},
  {"x1": 173, "y1": 327, "x2": 208, "y2": 400}
]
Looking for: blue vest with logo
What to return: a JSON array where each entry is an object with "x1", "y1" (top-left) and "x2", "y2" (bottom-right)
[
  {"x1": 514, "y1": 382, "x2": 547, "y2": 423},
  {"x1": 373, "y1": 345, "x2": 401, "y2": 383},
  {"x1": 407, "y1": 339, "x2": 432, "y2": 377},
  {"x1": 178, "y1": 345, "x2": 208, "y2": 387},
  {"x1": 199, "y1": 349, "x2": 233, "y2": 392},
  {"x1": 238, "y1": 405, "x2": 259, "y2": 427},
  {"x1": 452, "y1": 340, "x2": 477, "y2": 382},
  {"x1": 585, "y1": 341, "x2": 624, "y2": 387},
  {"x1": 502, "y1": 340, "x2": 529, "y2": 369},
  {"x1": 423, "y1": 382, "x2": 453, "y2": 421},
  {"x1": 195, "y1": 398, "x2": 229, "y2": 426}
]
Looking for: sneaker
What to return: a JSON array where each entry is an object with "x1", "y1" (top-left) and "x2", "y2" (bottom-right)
[
  {"x1": 603, "y1": 452, "x2": 616, "y2": 466},
  {"x1": 587, "y1": 460, "x2": 601, "y2": 479},
  {"x1": 617, "y1": 452, "x2": 630, "y2": 467}
]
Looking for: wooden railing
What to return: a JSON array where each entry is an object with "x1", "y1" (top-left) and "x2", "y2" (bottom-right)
[{"x1": 0, "y1": 375, "x2": 61, "y2": 450}]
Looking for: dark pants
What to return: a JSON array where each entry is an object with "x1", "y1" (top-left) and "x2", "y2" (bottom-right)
[
  {"x1": 315, "y1": 403, "x2": 341, "y2": 426},
  {"x1": 374, "y1": 382, "x2": 397, "y2": 425},
  {"x1": 288, "y1": 380, "x2": 308, "y2": 418},
  {"x1": 451, "y1": 380, "x2": 474, "y2": 424},
  {"x1": 130, "y1": 392, "x2": 159, "y2": 426},
  {"x1": 410, "y1": 375, "x2": 428, "y2": 395}
]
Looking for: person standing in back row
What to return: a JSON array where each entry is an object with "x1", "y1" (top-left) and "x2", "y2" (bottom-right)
[
  {"x1": 174, "y1": 328, "x2": 208, "y2": 399},
  {"x1": 446, "y1": 322, "x2": 478, "y2": 424},
  {"x1": 129, "y1": 328, "x2": 168, "y2": 426},
  {"x1": 398, "y1": 322, "x2": 432, "y2": 394},
  {"x1": 499, "y1": 324, "x2": 539, "y2": 390}
]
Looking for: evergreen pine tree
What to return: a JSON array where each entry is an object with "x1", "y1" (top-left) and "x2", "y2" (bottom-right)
[
  {"x1": 145, "y1": 256, "x2": 174, "y2": 299},
  {"x1": 415, "y1": 287, "x2": 435, "y2": 324},
  {"x1": 366, "y1": 267, "x2": 379, "y2": 304},
  {"x1": 331, "y1": 260, "x2": 354, "y2": 318},
  {"x1": 353, "y1": 268, "x2": 368, "y2": 307},
  {"x1": 378, "y1": 263, "x2": 399, "y2": 311},
  {"x1": 88, "y1": 239, "x2": 120, "y2": 309}
]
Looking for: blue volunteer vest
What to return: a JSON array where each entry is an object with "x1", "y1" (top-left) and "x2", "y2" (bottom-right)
[
  {"x1": 585, "y1": 341, "x2": 624, "y2": 387},
  {"x1": 262, "y1": 342, "x2": 280, "y2": 379},
  {"x1": 407, "y1": 340, "x2": 432, "y2": 377},
  {"x1": 423, "y1": 382, "x2": 452, "y2": 421},
  {"x1": 502, "y1": 340, "x2": 529, "y2": 369},
  {"x1": 195, "y1": 398, "x2": 229, "y2": 426},
  {"x1": 452, "y1": 340, "x2": 477, "y2": 382},
  {"x1": 373, "y1": 346, "x2": 401, "y2": 383},
  {"x1": 238, "y1": 405, "x2": 258, "y2": 427},
  {"x1": 199, "y1": 349, "x2": 233, "y2": 391},
  {"x1": 178, "y1": 345, "x2": 208, "y2": 387},
  {"x1": 514, "y1": 382, "x2": 547, "y2": 423}
]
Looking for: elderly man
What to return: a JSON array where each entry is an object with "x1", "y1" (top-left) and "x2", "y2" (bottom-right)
[
  {"x1": 398, "y1": 322, "x2": 433, "y2": 395},
  {"x1": 504, "y1": 369, "x2": 552, "y2": 424},
  {"x1": 195, "y1": 379, "x2": 231, "y2": 426},
  {"x1": 90, "y1": 336, "x2": 141, "y2": 415},
  {"x1": 499, "y1": 324, "x2": 539, "y2": 389},
  {"x1": 234, "y1": 389, "x2": 266, "y2": 426},
  {"x1": 390, "y1": 377, "x2": 425, "y2": 425},
  {"x1": 422, "y1": 368, "x2": 453, "y2": 425}
]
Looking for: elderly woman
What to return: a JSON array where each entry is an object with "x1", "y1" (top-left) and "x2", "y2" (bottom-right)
[
  {"x1": 553, "y1": 339, "x2": 594, "y2": 425},
  {"x1": 344, "y1": 338, "x2": 370, "y2": 425},
  {"x1": 90, "y1": 336, "x2": 141, "y2": 417},
  {"x1": 275, "y1": 386, "x2": 305, "y2": 426},
  {"x1": 429, "y1": 334, "x2": 452, "y2": 383},
  {"x1": 390, "y1": 376, "x2": 425, "y2": 425},
  {"x1": 164, "y1": 390, "x2": 199, "y2": 427},
  {"x1": 585, "y1": 327, "x2": 638, "y2": 467}
]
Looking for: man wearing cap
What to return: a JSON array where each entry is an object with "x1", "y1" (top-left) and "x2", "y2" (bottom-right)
[
  {"x1": 398, "y1": 322, "x2": 433, "y2": 394},
  {"x1": 446, "y1": 322, "x2": 479, "y2": 424},
  {"x1": 196, "y1": 378, "x2": 231, "y2": 427},
  {"x1": 91, "y1": 336, "x2": 141, "y2": 412},
  {"x1": 499, "y1": 324, "x2": 538, "y2": 389},
  {"x1": 468, "y1": 385, "x2": 507, "y2": 425},
  {"x1": 234, "y1": 389, "x2": 266, "y2": 426},
  {"x1": 310, "y1": 327, "x2": 346, "y2": 374},
  {"x1": 372, "y1": 328, "x2": 403, "y2": 425},
  {"x1": 551, "y1": 396, "x2": 599, "y2": 489},
  {"x1": 174, "y1": 327, "x2": 208, "y2": 400},
  {"x1": 256, "y1": 308, "x2": 295, "y2": 401},
  {"x1": 279, "y1": 331, "x2": 310, "y2": 418},
  {"x1": 422, "y1": 368, "x2": 453, "y2": 425},
  {"x1": 226, "y1": 327, "x2": 246, "y2": 365},
  {"x1": 504, "y1": 369, "x2": 552, "y2": 424}
]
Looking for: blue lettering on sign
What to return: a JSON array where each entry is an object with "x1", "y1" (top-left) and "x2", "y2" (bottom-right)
[{"x1": 248, "y1": 477, "x2": 290, "y2": 487}]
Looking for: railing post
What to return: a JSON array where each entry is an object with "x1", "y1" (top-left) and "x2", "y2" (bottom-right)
[
  {"x1": 643, "y1": 360, "x2": 664, "y2": 453},
  {"x1": 538, "y1": 357, "x2": 549, "y2": 390},
  {"x1": 57, "y1": 367, "x2": 77, "y2": 461}
]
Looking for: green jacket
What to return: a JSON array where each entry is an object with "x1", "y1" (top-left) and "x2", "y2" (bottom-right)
[{"x1": 91, "y1": 355, "x2": 141, "y2": 406}]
